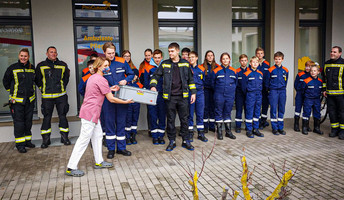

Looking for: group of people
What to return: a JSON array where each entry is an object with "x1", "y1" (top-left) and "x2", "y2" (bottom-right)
[{"x1": 3, "y1": 42, "x2": 344, "y2": 177}]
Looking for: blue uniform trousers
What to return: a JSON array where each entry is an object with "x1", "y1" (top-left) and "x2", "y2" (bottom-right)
[
  {"x1": 189, "y1": 90, "x2": 205, "y2": 131},
  {"x1": 148, "y1": 93, "x2": 166, "y2": 138},
  {"x1": 245, "y1": 91, "x2": 262, "y2": 131},
  {"x1": 214, "y1": 94, "x2": 235, "y2": 123},
  {"x1": 204, "y1": 88, "x2": 215, "y2": 129},
  {"x1": 125, "y1": 102, "x2": 140, "y2": 138},
  {"x1": 261, "y1": 88, "x2": 269, "y2": 120},
  {"x1": 103, "y1": 99, "x2": 128, "y2": 151},
  {"x1": 235, "y1": 89, "x2": 246, "y2": 128},
  {"x1": 294, "y1": 91, "x2": 304, "y2": 117},
  {"x1": 302, "y1": 98, "x2": 321, "y2": 120},
  {"x1": 269, "y1": 89, "x2": 286, "y2": 130}
]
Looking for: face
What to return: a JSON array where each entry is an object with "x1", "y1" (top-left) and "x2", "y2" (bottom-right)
[
  {"x1": 153, "y1": 53, "x2": 162, "y2": 66},
  {"x1": 310, "y1": 66, "x2": 319, "y2": 78},
  {"x1": 206, "y1": 52, "x2": 214, "y2": 64},
  {"x1": 145, "y1": 51, "x2": 152, "y2": 62},
  {"x1": 221, "y1": 55, "x2": 231, "y2": 66},
  {"x1": 330, "y1": 48, "x2": 342, "y2": 60},
  {"x1": 46, "y1": 48, "x2": 57, "y2": 61},
  {"x1": 168, "y1": 47, "x2": 179, "y2": 60},
  {"x1": 189, "y1": 54, "x2": 198, "y2": 66},
  {"x1": 239, "y1": 57, "x2": 248, "y2": 68},
  {"x1": 305, "y1": 64, "x2": 311, "y2": 73},
  {"x1": 123, "y1": 52, "x2": 131, "y2": 63},
  {"x1": 256, "y1": 50, "x2": 264, "y2": 60},
  {"x1": 105, "y1": 48, "x2": 116, "y2": 61},
  {"x1": 250, "y1": 59, "x2": 259, "y2": 70},
  {"x1": 274, "y1": 56, "x2": 283, "y2": 66},
  {"x1": 100, "y1": 60, "x2": 110, "y2": 73},
  {"x1": 182, "y1": 52, "x2": 189, "y2": 61},
  {"x1": 88, "y1": 64, "x2": 95, "y2": 74},
  {"x1": 18, "y1": 51, "x2": 29, "y2": 64}
]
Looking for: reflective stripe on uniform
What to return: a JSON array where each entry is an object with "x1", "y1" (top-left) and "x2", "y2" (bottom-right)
[
  {"x1": 188, "y1": 126, "x2": 194, "y2": 130},
  {"x1": 189, "y1": 84, "x2": 196, "y2": 89},
  {"x1": 270, "y1": 119, "x2": 277, "y2": 122},
  {"x1": 41, "y1": 128, "x2": 52, "y2": 135},
  {"x1": 162, "y1": 64, "x2": 171, "y2": 68},
  {"x1": 215, "y1": 120, "x2": 223, "y2": 123},
  {"x1": 158, "y1": 129, "x2": 165, "y2": 133},
  {"x1": 106, "y1": 135, "x2": 116, "y2": 139},
  {"x1": 261, "y1": 114, "x2": 268, "y2": 118},
  {"x1": 178, "y1": 63, "x2": 189, "y2": 67},
  {"x1": 9, "y1": 96, "x2": 23, "y2": 103},
  {"x1": 54, "y1": 65, "x2": 66, "y2": 92},
  {"x1": 59, "y1": 127, "x2": 69, "y2": 132},
  {"x1": 246, "y1": 119, "x2": 253, "y2": 123},
  {"x1": 15, "y1": 137, "x2": 26, "y2": 143},
  {"x1": 253, "y1": 118, "x2": 259, "y2": 121},
  {"x1": 42, "y1": 91, "x2": 66, "y2": 99},
  {"x1": 183, "y1": 92, "x2": 189, "y2": 98},
  {"x1": 326, "y1": 90, "x2": 344, "y2": 95},
  {"x1": 131, "y1": 126, "x2": 137, "y2": 130},
  {"x1": 163, "y1": 93, "x2": 169, "y2": 99},
  {"x1": 294, "y1": 112, "x2": 300, "y2": 116},
  {"x1": 303, "y1": 117, "x2": 309, "y2": 120},
  {"x1": 196, "y1": 125, "x2": 204, "y2": 129},
  {"x1": 235, "y1": 118, "x2": 243, "y2": 122},
  {"x1": 150, "y1": 79, "x2": 158, "y2": 85},
  {"x1": 277, "y1": 118, "x2": 284, "y2": 122},
  {"x1": 116, "y1": 136, "x2": 126, "y2": 140},
  {"x1": 125, "y1": 127, "x2": 131, "y2": 131},
  {"x1": 331, "y1": 123, "x2": 339, "y2": 128},
  {"x1": 25, "y1": 135, "x2": 32, "y2": 141},
  {"x1": 209, "y1": 119, "x2": 215, "y2": 122},
  {"x1": 224, "y1": 119, "x2": 231, "y2": 123}
]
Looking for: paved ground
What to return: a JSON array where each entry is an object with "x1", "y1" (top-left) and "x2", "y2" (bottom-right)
[{"x1": 0, "y1": 119, "x2": 343, "y2": 200}]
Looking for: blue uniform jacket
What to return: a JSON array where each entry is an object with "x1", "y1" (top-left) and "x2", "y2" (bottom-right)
[
  {"x1": 103, "y1": 56, "x2": 134, "y2": 86},
  {"x1": 191, "y1": 64, "x2": 205, "y2": 91},
  {"x1": 201, "y1": 63, "x2": 221, "y2": 89},
  {"x1": 301, "y1": 76, "x2": 323, "y2": 99},
  {"x1": 242, "y1": 69, "x2": 264, "y2": 93},
  {"x1": 78, "y1": 73, "x2": 91, "y2": 96},
  {"x1": 236, "y1": 67, "x2": 250, "y2": 91},
  {"x1": 211, "y1": 65, "x2": 238, "y2": 97},
  {"x1": 258, "y1": 60, "x2": 270, "y2": 87},
  {"x1": 294, "y1": 71, "x2": 310, "y2": 91},
  {"x1": 265, "y1": 65, "x2": 289, "y2": 90},
  {"x1": 149, "y1": 59, "x2": 163, "y2": 92}
]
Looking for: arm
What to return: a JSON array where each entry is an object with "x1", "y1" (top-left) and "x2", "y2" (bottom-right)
[
  {"x1": 264, "y1": 70, "x2": 270, "y2": 91},
  {"x1": 121, "y1": 61, "x2": 134, "y2": 85},
  {"x1": 294, "y1": 74, "x2": 300, "y2": 90},
  {"x1": 2, "y1": 66, "x2": 13, "y2": 91},
  {"x1": 150, "y1": 64, "x2": 163, "y2": 89},
  {"x1": 63, "y1": 62, "x2": 70, "y2": 87},
  {"x1": 35, "y1": 65, "x2": 43, "y2": 89},
  {"x1": 105, "y1": 93, "x2": 133, "y2": 104},
  {"x1": 241, "y1": 74, "x2": 248, "y2": 94},
  {"x1": 78, "y1": 78, "x2": 86, "y2": 96}
]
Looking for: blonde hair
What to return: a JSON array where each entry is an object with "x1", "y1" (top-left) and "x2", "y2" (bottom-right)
[
  {"x1": 93, "y1": 57, "x2": 111, "y2": 73},
  {"x1": 102, "y1": 42, "x2": 116, "y2": 53},
  {"x1": 250, "y1": 56, "x2": 259, "y2": 63}
]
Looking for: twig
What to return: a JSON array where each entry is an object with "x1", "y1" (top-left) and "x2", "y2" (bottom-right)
[
  {"x1": 268, "y1": 157, "x2": 281, "y2": 182},
  {"x1": 171, "y1": 155, "x2": 193, "y2": 178}
]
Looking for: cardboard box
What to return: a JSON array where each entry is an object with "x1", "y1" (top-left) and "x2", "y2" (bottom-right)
[{"x1": 115, "y1": 85, "x2": 158, "y2": 105}]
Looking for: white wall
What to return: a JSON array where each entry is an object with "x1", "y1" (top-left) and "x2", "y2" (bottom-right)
[
  {"x1": 274, "y1": 0, "x2": 296, "y2": 118},
  {"x1": 331, "y1": 0, "x2": 344, "y2": 49}
]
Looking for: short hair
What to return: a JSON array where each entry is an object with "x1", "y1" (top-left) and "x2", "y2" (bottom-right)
[
  {"x1": 305, "y1": 60, "x2": 315, "y2": 67},
  {"x1": 189, "y1": 51, "x2": 198, "y2": 57},
  {"x1": 87, "y1": 60, "x2": 94, "y2": 67},
  {"x1": 255, "y1": 47, "x2": 265, "y2": 54},
  {"x1": 274, "y1": 51, "x2": 284, "y2": 59},
  {"x1": 239, "y1": 54, "x2": 248, "y2": 60},
  {"x1": 310, "y1": 65, "x2": 320, "y2": 71},
  {"x1": 182, "y1": 47, "x2": 191, "y2": 53},
  {"x1": 102, "y1": 42, "x2": 116, "y2": 52},
  {"x1": 332, "y1": 46, "x2": 342, "y2": 53},
  {"x1": 153, "y1": 49, "x2": 163, "y2": 56},
  {"x1": 220, "y1": 52, "x2": 231, "y2": 62},
  {"x1": 168, "y1": 42, "x2": 180, "y2": 50},
  {"x1": 19, "y1": 48, "x2": 29, "y2": 55},
  {"x1": 46, "y1": 46, "x2": 56, "y2": 52},
  {"x1": 93, "y1": 57, "x2": 111, "y2": 73},
  {"x1": 250, "y1": 56, "x2": 259, "y2": 62},
  {"x1": 90, "y1": 53, "x2": 98, "y2": 58},
  {"x1": 144, "y1": 48, "x2": 153, "y2": 54}
]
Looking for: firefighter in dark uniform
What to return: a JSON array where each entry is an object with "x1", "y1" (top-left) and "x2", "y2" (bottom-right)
[
  {"x1": 35, "y1": 46, "x2": 70, "y2": 148},
  {"x1": 150, "y1": 42, "x2": 197, "y2": 152},
  {"x1": 322, "y1": 46, "x2": 344, "y2": 139},
  {"x1": 3, "y1": 48, "x2": 36, "y2": 153}
]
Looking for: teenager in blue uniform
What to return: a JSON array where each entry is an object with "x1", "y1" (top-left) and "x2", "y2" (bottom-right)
[
  {"x1": 242, "y1": 56, "x2": 264, "y2": 138},
  {"x1": 78, "y1": 60, "x2": 95, "y2": 96},
  {"x1": 235, "y1": 54, "x2": 250, "y2": 133},
  {"x1": 122, "y1": 50, "x2": 140, "y2": 145},
  {"x1": 293, "y1": 61, "x2": 311, "y2": 131},
  {"x1": 102, "y1": 42, "x2": 134, "y2": 159},
  {"x1": 301, "y1": 65, "x2": 324, "y2": 135},
  {"x1": 201, "y1": 51, "x2": 219, "y2": 133},
  {"x1": 266, "y1": 51, "x2": 289, "y2": 135},
  {"x1": 188, "y1": 51, "x2": 208, "y2": 142},
  {"x1": 148, "y1": 49, "x2": 166, "y2": 145},
  {"x1": 255, "y1": 48, "x2": 271, "y2": 129},
  {"x1": 211, "y1": 52, "x2": 237, "y2": 140}
]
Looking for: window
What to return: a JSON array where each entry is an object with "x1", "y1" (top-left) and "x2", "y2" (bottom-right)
[
  {"x1": 296, "y1": 0, "x2": 325, "y2": 72},
  {"x1": 0, "y1": 0, "x2": 34, "y2": 117},
  {"x1": 232, "y1": 0, "x2": 264, "y2": 68},
  {"x1": 73, "y1": 0, "x2": 122, "y2": 110},
  {"x1": 157, "y1": 0, "x2": 196, "y2": 57}
]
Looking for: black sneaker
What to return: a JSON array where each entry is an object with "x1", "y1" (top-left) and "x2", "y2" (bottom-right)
[
  {"x1": 17, "y1": 146, "x2": 27, "y2": 153},
  {"x1": 126, "y1": 138, "x2": 132, "y2": 145},
  {"x1": 246, "y1": 131, "x2": 254, "y2": 138},
  {"x1": 107, "y1": 150, "x2": 115, "y2": 159},
  {"x1": 272, "y1": 130, "x2": 279, "y2": 135},
  {"x1": 117, "y1": 149, "x2": 132, "y2": 156},
  {"x1": 278, "y1": 129, "x2": 286, "y2": 135},
  {"x1": 182, "y1": 140, "x2": 194, "y2": 151},
  {"x1": 158, "y1": 137, "x2": 165, "y2": 144},
  {"x1": 235, "y1": 127, "x2": 241, "y2": 133},
  {"x1": 253, "y1": 129, "x2": 264, "y2": 137},
  {"x1": 329, "y1": 128, "x2": 339, "y2": 137},
  {"x1": 166, "y1": 140, "x2": 176, "y2": 151},
  {"x1": 25, "y1": 141, "x2": 36, "y2": 148},
  {"x1": 152, "y1": 138, "x2": 159, "y2": 145}
]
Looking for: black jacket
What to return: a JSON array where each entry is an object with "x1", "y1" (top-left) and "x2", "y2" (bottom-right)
[
  {"x1": 322, "y1": 57, "x2": 344, "y2": 95},
  {"x1": 150, "y1": 58, "x2": 196, "y2": 100},
  {"x1": 3, "y1": 61, "x2": 36, "y2": 104},
  {"x1": 35, "y1": 58, "x2": 70, "y2": 99}
]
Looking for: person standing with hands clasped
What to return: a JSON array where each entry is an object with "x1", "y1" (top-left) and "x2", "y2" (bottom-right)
[
  {"x1": 150, "y1": 42, "x2": 196, "y2": 151},
  {"x1": 66, "y1": 57, "x2": 133, "y2": 177}
]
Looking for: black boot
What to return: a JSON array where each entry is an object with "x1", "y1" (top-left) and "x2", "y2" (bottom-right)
[
  {"x1": 102, "y1": 135, "x2": 107, "y2": 147},
  {"x1": 60, "y1": 132, "x2": 71, "y2": 145},
  {"x1": 197, "y1": 130, "x2": 208, "y2": 142},
  {"x1": 107, "y1": 150, "x2": 115, "y2": 159},
  {"x1": 313, "y1": 118, "x2": 323, "y2": 135},
  {"x1": 41, "y1": 134, "x2": 51, "y2": 148},
  {"x1": 189, "y1": 130, "x2": 194, "y2": 142},
  {"x1": 204, "y1": 126, "x2": 208, "y2": 133},
  {"x1": 329, "y1": 128, "x2": 339, "y2": 137},
  {"x1": 216, "y1": 122, "x2": 223, "y2": 140},
  {"x1": 302, "y1": 119, "x2": 309, "y2": 135},
  {"x1": 253, "y1": 129, "x2": 264, "y2": 137},
  {"x1": 131, "y1": 133, "x2": 137, "y2": 144},
  {"x1": 25, "y1": 140, "x2": 36, "y2": 148},
  {"x1": 225, "y1": 123, "x2": 236, "y2": 139},
  {"x1": 16, "y1": 145, "x2": 27, "y2": 153},
  {"x1": 294, "y1": 116, "x2": 300, "y2": 132},
  {"x1": 182, "y1": 139, "x2": 194, "y2": 151}
]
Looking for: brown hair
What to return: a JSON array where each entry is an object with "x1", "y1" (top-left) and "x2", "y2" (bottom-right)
[
  {"x1": 93, "y1": 57, "x2": 111, "y2": 73},
  {"x1": 202, "y1": 50, "x2": 216, "y2": 75},
  {"x1": 19, "y1": 48, "x2": 30, "y2": 55},
  {"x1": 122, "y1": 50, "x2": 136, "y2": 70},
  {"x1": 220, "y1": 52, "x2": 231, "y2": 65},
  {"x1": 274, "y1": 51, "x2": 284, "y2": 59},
  {"x1": 305, "y1": 60, "x2": 315, "y2": 67},
  {"x1": 139, "y1": 49, "x2": 153, "y2": 74},
  {"x1": 189, "y1": 51, "x2": 198, "y2": 57},
  {"x1": 102, "y1": 42, "x2": 116, "y2": 53},
  {"x1": 239, "y1": 54, "x2": 248, "y2": 60},
  {"x1": 168, "y1": 42, "x2": 180, "y2": 50},
  {"x1": 333, "y1": 46, "x2": 342, "y2": 53},
  {"x1": 153, "y1": 49, "x2": 163, "y2": 56},
  {"x1": 255, "y1": 47, "x2": 264, "y2": 54}
]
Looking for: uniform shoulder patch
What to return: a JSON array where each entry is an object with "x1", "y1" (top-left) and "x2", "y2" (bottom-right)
[
  {"x1": 82, "y1": 73, "x2": 91, "y2": 82},
  {"x1": 236, "y1": 68, "x2": 242, "y2": 73},
  {"x1": 257, "y1": 70, "x2": 263, "y2": 76},
  {"x1": 82, "y1": 67, "x2": 89, "y2": 74},
  {"x1": 213, "y1": 66, "x2": 222, "y2": 74},
  {"x1": 298, "y1": 71, "x2": 305, "y2": 76},
  {"x1": 229, "y1": 66, "x2": 236, "y2": 73},
  {"x1": 198, "y1": 65, "x2": 205, "y2": 72},
  {"x1": 115, "y1": 57, "x2": 125, "y2": 63},
  {"x1": 263, "y1": 60, "x2": 270, "y2": 66},
  {"x1": 318, "y1": 78, "x2": 323, "y2": 83},
  {"x1": 304, "y1": 77, "x2": 312, "y2": 84},
  {"x1": 282, "y1": 66, "x2": 289, "y2": 73},
  {"x1": 137, "y1": 82, "x2": 143, "y2": 88},
  {"x1": 244, "y1": 70, "x2": 251, "y2": 76},
  {"x1": 268, "y1": 66, "x2": 276, "y2": 73}
]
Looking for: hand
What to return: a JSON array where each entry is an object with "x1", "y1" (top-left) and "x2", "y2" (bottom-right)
[
  {"x1": 119, "y1": 80, "x2": 127, "y2": 85},
  {"x1": 323, "y1": 91, "x2": 327, "y2": 97},
  {"x1": 190, "y1": 94, "x2": 196, "y2": 104},
  {"x1": 125, "y1": 99, "x2": 134, "y2": 104},
  {"x1": 151, "y1": 87, "x2": 157, "y2": 92},
  {"x1": 110, "y1": 85, "x2": 120, "y2": 92}
]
